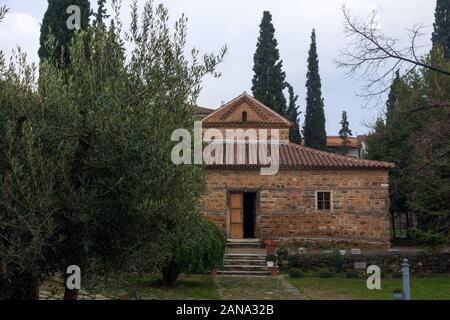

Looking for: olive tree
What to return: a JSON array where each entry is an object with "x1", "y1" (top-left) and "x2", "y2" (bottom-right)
[
  {"x1": 0, "y1": 51, "x2": 60, "y2": 299},
  {"x1": 2, "y1": 0, "x2": 226, "y2": 299}
]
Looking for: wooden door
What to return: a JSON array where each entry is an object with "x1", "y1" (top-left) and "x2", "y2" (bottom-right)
[{"x1": 230, "y1": 192, "x2": 243, "y2": 239}]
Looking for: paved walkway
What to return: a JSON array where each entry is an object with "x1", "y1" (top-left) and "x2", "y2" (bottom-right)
[
  {"x1": 39, "y1": 289, "x2": 112, "y2": 300},
  {"x1": 214, "y1": 275, "x2": 305, "y2": 300}
]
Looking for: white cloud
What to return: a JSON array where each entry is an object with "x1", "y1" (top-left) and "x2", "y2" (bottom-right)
[{"x1": 0, "y1": 12, "x2": 40, "y2": 64}]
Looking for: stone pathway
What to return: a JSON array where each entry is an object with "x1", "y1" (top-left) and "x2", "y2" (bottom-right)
[
  {"x1": 39, "y1": 289, "x2": 113, "y2": 300},
  {"x1": 279, "y1": 275, "x2": 305, "y2": 298},
  {"x1": 214, "y1": 275, "x2": 305, "y2": 300}
]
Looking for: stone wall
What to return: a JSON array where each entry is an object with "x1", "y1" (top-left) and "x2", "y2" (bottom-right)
[
  {"x1": 286, "y1": 252, "x2": 450, "y2": 275},
  {"x1": 200, "y1": 169, "x2": 391, "y2": 248}
]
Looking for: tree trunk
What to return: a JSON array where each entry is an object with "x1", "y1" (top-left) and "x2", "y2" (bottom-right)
[
  {"x1": 391, "y1": 211, "x2": 396, "y2": 239},
  {"x1": 406, "y1": 210, "x2": 412, "y2": 239},
  {"x1": 62, "y1": 132, "x2": 91, "y2": 301},
  {"x1": 161, "y1": 262, "x2": 180, "y2": 288},
  {"x1": 63, "y1": 285, "x2": 79, "y2": 300}
]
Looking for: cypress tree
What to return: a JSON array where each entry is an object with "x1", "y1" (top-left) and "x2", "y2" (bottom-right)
[
  {"x1": 365, "y1": 71, "x2": 407, "y2": 163},
  {"x1": 38, "y1": 0, "x2": 91, "y2": 68},
  {"x1": 285, "y1": 82, "x2": 302, "y2": 143},
  {"x1": 303, "y1": 29, "x2": 326, "y2": 150},
  {"x1": 338, "y1": 111, "x2": 352, "y2": 154},
  {"x1": 365, "y1": 117, "x2": 388, "y2": 161},
  {"x1": 431, "y1": 0, "x2": 450, "y2": 59},
  {"x1": 251, "y1": 11, "x2": 287, "y2": 116},
  {"x1": 366, "y1": 71, "x2": 419, "y2": 239},
  {"x1": 94, "y1": 0, "x2": 109, "y2": 27},
  {"x1": 386, "y1": 70, "x2": 401, "y2": 127}
]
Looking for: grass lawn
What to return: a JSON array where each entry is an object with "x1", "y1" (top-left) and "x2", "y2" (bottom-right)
[
  {"x1": 96, "y1": 273, "x2": 221, "y2": 300},
  {"x1": 40, "y1": 273, "x2": 220, "y2": 300},
  {"x1": 40, "y1": 273, "x2": 450, "y2": 300},
  {"x1": 288, "y1": 275, "x2": 450, "y2": 300}
]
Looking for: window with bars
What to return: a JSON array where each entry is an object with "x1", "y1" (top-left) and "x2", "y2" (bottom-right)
[{"x1": 317, "y1": 191, "x2": 332, "y2": 210}]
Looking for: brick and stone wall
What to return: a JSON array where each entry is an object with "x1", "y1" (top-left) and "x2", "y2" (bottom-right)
[
  {"x1": 201, "y1": 127, "x2": 290, "y2": 142},
  {"x1": 200, "y1": 169, "x2": 391, "y2": 248}
]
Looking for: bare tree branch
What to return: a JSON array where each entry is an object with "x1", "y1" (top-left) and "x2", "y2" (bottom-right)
[
  {"x1": 406, "y1": 102, "x2": 450, "y2": 116},
  {"x1": 336, "y1": 5, "x2": 450, "y2": 104},
  {"x1": 0, "y1": 6, "x2": 9, "y2": 23}
]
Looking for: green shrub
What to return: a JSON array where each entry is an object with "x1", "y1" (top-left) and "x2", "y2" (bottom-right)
[
  {"x1": 307, "y1": 271, "x2": 319, "y2": 277},
  {"x1": 324, "y1": 251, "x2": 345, "y2": 272},
  {"x1": 288, "y1": 255, "x2": 301, "y2": 267},
  {"x1": 345, "y1": 270, "x2": 360, "y2": 279},
  {"x1": 278, "y1": 260, "x2": 290, "y2": 271},
  {"x1": 288, "y1": 254, "x2": 310, "y2": 270},
  {"x1": 409, "y1": 228, "x2": 448, "y2": 251},
  {"x1": 288, "y1": 268, "x2": 303, "y2": 278},
  {"x1": 415, "y1": 270, "x2": 433, "y2": 278},
  {"x1": 161, "y1": 219, "x2": 226, "y2": 287},
  {"x1": 318, "y1": 269, "x2": 335, "y2": 278},
  {"x1": 392, "y1": 270, "x2": 403, "y2": 278},
  {"x1": 276, "y1": 246, "x2": 289, "y2": 261}
]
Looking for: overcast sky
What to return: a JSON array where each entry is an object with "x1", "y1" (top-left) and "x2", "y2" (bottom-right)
[{"x1": 0, "y1": 0, "x2": 437, "y2": 134}]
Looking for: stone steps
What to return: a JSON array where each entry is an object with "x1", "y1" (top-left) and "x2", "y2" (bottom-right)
[
  {"x1": 222, "y1": 265, "x2": 270, "y2": 271},
  {"x1": 223, "y1": 259, "x2": 267, "y2": 265},
  {"x1": 223, "y1": 253, "x2": 266, "y2": 260},
  {"x1": 226, "y1": 239, "x2": 262, "y2": 248},
  {"x1": 218, "y1": 239, "x2": 275, "y2": 277},
  {"x1": 217, "y1": 270, "x2": 271, "y2": 276}
]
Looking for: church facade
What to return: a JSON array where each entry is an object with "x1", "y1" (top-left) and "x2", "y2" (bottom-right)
[{"x1": 198, "y1": 93, "x2": 393, "y2": 248}]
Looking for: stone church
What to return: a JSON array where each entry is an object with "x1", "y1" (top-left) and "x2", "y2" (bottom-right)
[{"x1": 198, "y1": 92, "x2": 393, "y2": 248}]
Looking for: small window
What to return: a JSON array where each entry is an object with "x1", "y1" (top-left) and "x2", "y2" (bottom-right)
[
  {"x1": 242, "y1": 111, "x2": 247, "y2": 122},
  {"x1": 317, "y1": 191, "x2": 331, "y2": 210}
]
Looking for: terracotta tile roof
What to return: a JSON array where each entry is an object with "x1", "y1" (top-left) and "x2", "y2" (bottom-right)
[
  {"x1": 300, "y1": 136, "x2": 361, "y2": 148},
  {"x1": 357, "y1": 134, "x2": 368, "y2": 144},
  {"x1": 195, "y1": 106, "x2": 215, "y2": 118},
  {"x1": 326, "y1": 136, "x2": 360, "y2": 148},
  {"x1": 204, "y1": 142, "x2": 394, "y2": 170}
]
